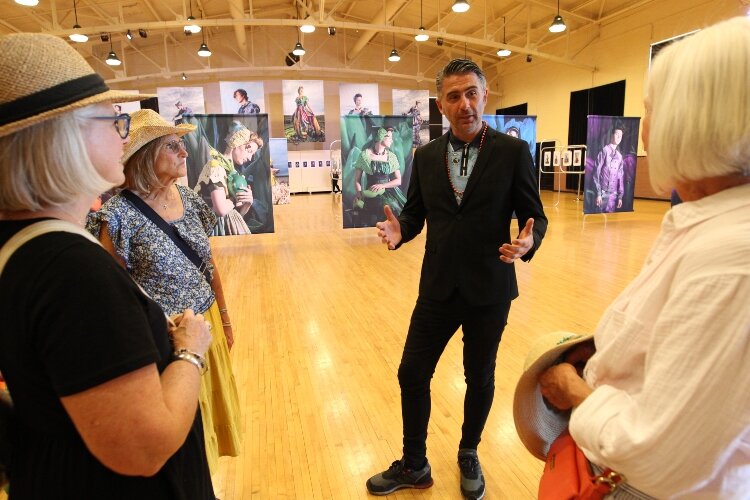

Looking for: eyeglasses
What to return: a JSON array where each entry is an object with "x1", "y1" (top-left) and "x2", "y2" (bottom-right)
[
  {"x1": 87, "y1": 113, "x2": 131, "y2": 139},
  {"x1": 162, "y1": 139, "x2": 187, "y2": 153}
]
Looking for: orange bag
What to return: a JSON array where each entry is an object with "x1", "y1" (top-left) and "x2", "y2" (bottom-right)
[{"x1": 538, "y1": 430, "x2": 625, "y2": 500}]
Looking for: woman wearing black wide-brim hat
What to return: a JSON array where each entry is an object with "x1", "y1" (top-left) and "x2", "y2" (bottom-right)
[{"x1": 0, "y1": 33, "x2": 215, "y2": 499}]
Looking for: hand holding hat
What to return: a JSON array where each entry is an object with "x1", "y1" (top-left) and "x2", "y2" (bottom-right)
[{"x1": 513, "y1": 331, "x2": 595, "y2": 460}]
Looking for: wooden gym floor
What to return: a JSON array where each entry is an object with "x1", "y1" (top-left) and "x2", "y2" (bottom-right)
[{"x1": 208, "y1": 190, "x2": 670, "y2": 500}]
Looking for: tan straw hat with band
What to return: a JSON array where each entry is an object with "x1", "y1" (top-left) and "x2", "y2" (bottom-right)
[
  {"x1": 122, "y1": 109, "x2": 196, "y2": 164},
  {"x1": 513, "y1": 331, "x2": 594, "y2": 461},
  {"x1": 0, "y1": 33, "x2": 154, "y2": 138}
]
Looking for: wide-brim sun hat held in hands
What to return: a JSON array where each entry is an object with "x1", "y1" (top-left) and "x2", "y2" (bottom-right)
[{"x1": 513, "y1": 331, "x2": 594, "y2": 460}]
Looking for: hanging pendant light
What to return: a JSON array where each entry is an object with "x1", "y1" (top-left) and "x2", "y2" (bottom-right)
[
  {"x1": 452, "y1": 0, "x2": 469, "y2": 13},
  {"x1": 184, "y1": 0, "x2": 201, "y2": 33},
  {"x1": 549, "y1": 0, "x2": 567, "y2": 33},
  {"x1": 197, "y1": 29, "x2": 211, "y2": 56},
  {"x1": 105, "y1": 34, "x2": 121, "y2": 66},
  {"x1": 195, "y1": 9, "x2": 211, "y2": 56},
  {"x1": 292, "y1": 5, "x2": 307, "y2": 55},
  {"x1": 414, "y1": 0, "x2": 429, "y2": 42},
  {"x1": 197, "y1": 42, "x2": 211, "y2": 56},
  {"x1": 388, "y1": 33, "x2": 400, "y2": 62},
  {"x1": 497, "y1": 16, "x2": 511, "y2": 57},
  {"x1": 292, "y1": 41, "x2": 306, "y2": 56},
  {"x1": 69, "y1": 0, "x2": 88, "y2": 42}
]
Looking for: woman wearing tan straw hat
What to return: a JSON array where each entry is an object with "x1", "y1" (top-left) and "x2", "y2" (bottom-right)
[
  {"x1": 523, "y1": 17, "x2": 750, "y2": 499},
  {"x1": 87, "y1": 109, "x2": 244, "y2": 474},
  {"x1": 0, "y1": 33, "x2": 214, "y2": 498}
]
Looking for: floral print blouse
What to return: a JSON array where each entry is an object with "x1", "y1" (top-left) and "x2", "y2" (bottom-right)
[{"x1": 86, "y1": 185, "x2": 218, "y2": 316}]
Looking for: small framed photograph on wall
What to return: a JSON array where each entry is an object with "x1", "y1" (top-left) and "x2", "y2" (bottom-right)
[{"x1": 563, "y1": 149, "x2": 572, "y2": 167}]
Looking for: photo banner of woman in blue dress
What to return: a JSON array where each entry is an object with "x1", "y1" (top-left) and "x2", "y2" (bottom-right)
[
  {"x1": 340, "y1": 115, "x2": 413, "y2": 229},
  {"x1": 583, "y1": 115, "x2": 640, "y2": 214},
  {"x1": 182, "y1": 114, "x2": 275, "y2": 234}
]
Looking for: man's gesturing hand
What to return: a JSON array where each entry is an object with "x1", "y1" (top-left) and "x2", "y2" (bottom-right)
[
  {"x1": 376, "y1": 205, "x2": 402, "y2": 250},
  {"x1": 499, "y1": 218, "x2": 534, "y2": 263}
]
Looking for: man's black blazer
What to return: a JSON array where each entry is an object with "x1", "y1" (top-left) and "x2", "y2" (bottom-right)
[{"x1": 397, "y1": 127, "x2": 548, "y2": 306}]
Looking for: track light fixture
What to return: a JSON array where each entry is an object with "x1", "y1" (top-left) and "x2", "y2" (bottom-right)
[
  {"x1": 105, "y1": 33, "x2": 121, "y2": 66},
  {"x1": 327, "y1": 27, "x2": 336, "y2": 36},
  {"x1": 69, "y1": 0, "x2": 88, "y2": 43},
  {"x1": 414, "y1": 0, "x2": 429, "y2": 42},
  {"x1": 497, "y1": 16, "x2": 511, "y2": 57},
  {"x1": 100, "y1": 33, "x2": 109, "y2": 42},
  {"x1": 185, "y1": 0, "x2": 201, "y2": 34},
  {"x1": 181, "y1": 72, "x2": 187, "y2": 80},
  {"x1": 138, "y1": 28, "x2": 148, "y2": 38},
  {"x1": 549, "y1": 0, "x2": 567, "y2": 33},
  {"x1": 126, "y1": 29, "x2": 133, "y2": 40},
  {"x1": 452, "y1": 0, "x2": 469, "y2": 13}
]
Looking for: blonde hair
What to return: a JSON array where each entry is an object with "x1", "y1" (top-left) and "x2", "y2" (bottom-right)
[
  {"x1": 123, "y1": 136, "x2": 168, "y2": 195},
  {"x1": 248, "y1": 131, "x2": 264, "y2": 150},
  {"x1": 647, "y1": 17, "x2": 750, "y2": 194},
  {"x1": 0, "y1": 108, "x2": 113, "y2": 211}
]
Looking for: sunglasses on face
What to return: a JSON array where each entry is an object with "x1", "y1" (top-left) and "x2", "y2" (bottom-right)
[
  {"x1": 162, "y1": 139, "x2": 187, "y2": 153},
  {"x1": 87, "y1": 113, "x2": 131, "y2": 139}
]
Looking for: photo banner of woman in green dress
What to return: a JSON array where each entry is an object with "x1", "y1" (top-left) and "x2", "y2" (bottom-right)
[
  {"x1": 340, "y1": 114, "x2": 413, "y2": 229},
  {"x1": 182, "y1": 114, "x2": 275, "y2": 235}
]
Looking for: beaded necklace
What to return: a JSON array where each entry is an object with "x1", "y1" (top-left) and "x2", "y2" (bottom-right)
[{"x1": 444, "y1": 122, "x2": 488, "y2": 197}]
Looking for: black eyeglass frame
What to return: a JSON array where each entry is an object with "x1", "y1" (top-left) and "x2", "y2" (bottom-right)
[{"x1": 87, "y1": 113, "x2": 131, "y2": 139}]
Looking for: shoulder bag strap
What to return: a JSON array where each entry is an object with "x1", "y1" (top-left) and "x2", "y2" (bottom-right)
[
  {"x1": 0, "y1": 220, "x2": 100, "y2": 278},
  {"x1": 120, "y1": 189, "x2": 212, "y2": 285},
  {"x1": 0, "y1": 218, "x2": 175, "y2": 327}
]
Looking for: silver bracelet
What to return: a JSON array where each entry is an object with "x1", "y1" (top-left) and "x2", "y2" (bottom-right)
[{"x1": 173, "y1": 349, "x2": 208, "y2": 375}]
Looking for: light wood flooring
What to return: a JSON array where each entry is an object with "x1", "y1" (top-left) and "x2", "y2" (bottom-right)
[{"x1": 207, "y1": 190, "x2": 670, "y2": 500}]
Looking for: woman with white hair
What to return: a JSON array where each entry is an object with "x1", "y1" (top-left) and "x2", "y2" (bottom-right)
[
  {"x1": 0, "y1": 34, "x2": 214, "y2": 497},
  {"x1": 536, "y1": 17, "x2": 750, "y2": 498}
]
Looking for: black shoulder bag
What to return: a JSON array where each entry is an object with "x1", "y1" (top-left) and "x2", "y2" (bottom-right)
[{"x1": 120, "y1": 189, "x2": 212, "y2": 285}]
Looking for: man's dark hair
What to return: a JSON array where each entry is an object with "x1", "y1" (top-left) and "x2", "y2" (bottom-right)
[
  {"x1": 353, "y1": 93, "x2": 363, "y2": 102},
  {"x1": 234, "y1": 88, "x2": 248, "y2": 100},
  {"x1": 436, "y1": 59, "x2": 486, "y2": 96}
]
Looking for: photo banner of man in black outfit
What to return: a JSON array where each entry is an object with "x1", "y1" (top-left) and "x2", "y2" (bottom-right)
[{"x1": 366, "y1": 59, "x2": 548, "y2": 500}]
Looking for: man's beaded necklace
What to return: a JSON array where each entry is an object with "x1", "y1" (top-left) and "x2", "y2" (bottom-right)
[{"x1": 444, "y1": 122, "x2": 488, "y2": 197}]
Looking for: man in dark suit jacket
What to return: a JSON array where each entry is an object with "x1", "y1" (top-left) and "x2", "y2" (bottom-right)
[{"x1": 366, "y1": 59, "x2": 547, "y2": 499}]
